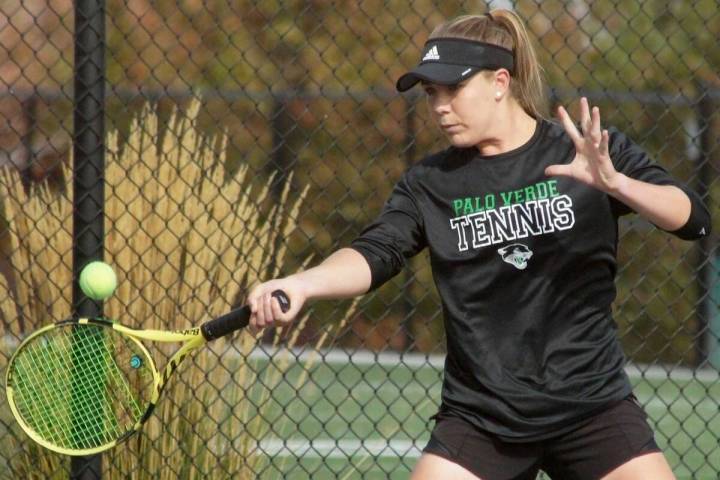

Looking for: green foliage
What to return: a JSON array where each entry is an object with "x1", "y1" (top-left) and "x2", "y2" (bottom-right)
[{"x1": 4, "y1": 1, "x2": 718, "y2": 363}]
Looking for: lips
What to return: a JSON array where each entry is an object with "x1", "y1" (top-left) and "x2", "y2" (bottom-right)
[{"x1": 441, "y1": 124, "x2": 463, "y2": 133}]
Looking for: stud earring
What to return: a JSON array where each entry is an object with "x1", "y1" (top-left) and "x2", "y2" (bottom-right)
[{"x1": 496, "y1": 92, "x2": 502, "y2": 98}]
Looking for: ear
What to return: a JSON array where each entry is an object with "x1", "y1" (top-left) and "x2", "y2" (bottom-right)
[{"x1": 493, "y1": 69, "x2": 511, "y2": 96}]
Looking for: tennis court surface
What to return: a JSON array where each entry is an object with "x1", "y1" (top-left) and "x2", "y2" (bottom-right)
[
  {"x1": 1, "y1": 346, "x2": 717, "y2": 479},
  {"x1": 245, "y1": 348, "x2": 720, "y2": 480}
]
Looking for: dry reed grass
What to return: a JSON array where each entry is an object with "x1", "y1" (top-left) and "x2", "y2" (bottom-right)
[
  {"x1": 0, "y1": 100, "x2": 351, "y2": 478},
  {"x1": 0, "y1": 158, "x2": 74, "y2": 478}
]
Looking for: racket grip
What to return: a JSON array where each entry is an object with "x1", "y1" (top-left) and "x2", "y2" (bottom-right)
[{"x1": 200, "y1": 290, "x2": 290, "y2": 341}]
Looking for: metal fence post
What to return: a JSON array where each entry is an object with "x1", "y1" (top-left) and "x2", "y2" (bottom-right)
[
  {"x1": 261, "y1": 94, "x2": 294, "y2": 343},
  {"x1": 71, "y1": 0, "x2": 105, "y2": 478},
  {"x1": 695, "y1": 84, "x2": 717, "y2": 367}
]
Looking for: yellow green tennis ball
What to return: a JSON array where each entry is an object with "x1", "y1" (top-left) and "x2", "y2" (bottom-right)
[{"x1": 79, "y1": 261, "x2": 118, "y2": 300}]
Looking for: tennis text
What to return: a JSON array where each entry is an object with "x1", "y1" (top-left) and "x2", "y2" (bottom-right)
[{"x1": 449, "y1": 195, "x2": 575, "y2": 252}]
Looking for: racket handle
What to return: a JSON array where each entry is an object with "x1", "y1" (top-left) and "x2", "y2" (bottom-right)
[{"x1": 200, "y1": 290, "x2": 290, "y2": 341}]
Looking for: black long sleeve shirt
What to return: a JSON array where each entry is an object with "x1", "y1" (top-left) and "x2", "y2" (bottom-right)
[{"x1": 351, "y1": 119, "x2": 711, "y2": 441}]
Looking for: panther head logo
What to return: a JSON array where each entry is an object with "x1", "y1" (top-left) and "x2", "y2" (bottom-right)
[{"x1": 497, "y1": 243, "x2": 533, "y2": 270}]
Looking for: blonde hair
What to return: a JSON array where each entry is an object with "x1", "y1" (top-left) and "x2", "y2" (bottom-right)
[{"x1": 428, "y1": 10, "x2": 548, "y2": 119}]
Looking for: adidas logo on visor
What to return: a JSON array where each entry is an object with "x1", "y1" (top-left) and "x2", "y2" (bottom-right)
[{"x1": 422, "y1": 45, "x2": 440, "y2": 61}]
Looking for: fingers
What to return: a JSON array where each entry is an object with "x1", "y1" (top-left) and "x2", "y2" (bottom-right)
[
  {"x1": 559, "y1": 97, "x2": 604, "y2": 148},
  {"x1": 599, "y1": 128, "x2": 609, "y2": 156},
  {"x1": 261, "y1": 292, "x2": 275, "y2": 327},
  {"x1": 557, "y1": 105, "x2": 582, "y2": 144},
  {"x1": 250, "y1": 289, "x2": 281, "y2": 329},
  {"x1": 247, "y1": 281, "x2": 301, "y2": 332},
  {"x1": 544, "y1": 164, "x2": 572, "y2": 178},
  {"x1": 579, "y1": 96, "x2": 591, "y2": 136},
  {"x1": 590, "y1": 103, "x2": 602, "y2": 146}
]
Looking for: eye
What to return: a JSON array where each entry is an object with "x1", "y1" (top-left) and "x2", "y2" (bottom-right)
[{"x1": 423, "y1": 86, "x2": 436, "y2": 96}]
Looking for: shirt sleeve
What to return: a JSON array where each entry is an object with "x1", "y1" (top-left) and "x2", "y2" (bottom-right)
[
  {"x1": 608, "y1": 127, "x2": 711, "y2": 240},
  {"x1": 350, "y1": 173, "x2": 427, "y2": 291}
]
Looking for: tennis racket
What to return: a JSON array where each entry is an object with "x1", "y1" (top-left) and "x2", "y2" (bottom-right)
[{"x1": 5, "y1": 290, "x2": 290, "y2": 456}]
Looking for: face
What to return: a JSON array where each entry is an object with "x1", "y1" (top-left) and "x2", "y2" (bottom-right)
[{"x1": 422, "y1": 72, "x2": 498, "y2": 148}]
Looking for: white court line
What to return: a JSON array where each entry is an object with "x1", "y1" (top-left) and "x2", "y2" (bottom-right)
[
  {"x1": 256, "y1": 438, "x2": 425, "y2": 459},
  {"x1": 246, "y1": 346, "x2": 446, "y2": 370}
]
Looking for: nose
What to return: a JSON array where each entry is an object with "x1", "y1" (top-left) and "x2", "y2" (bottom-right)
[{"x1": 429, "y1": 91, "x2": 452, "y2": 116}]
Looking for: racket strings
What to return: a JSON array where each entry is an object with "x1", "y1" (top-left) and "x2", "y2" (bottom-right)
[{"x1": 9, "y1": 324, "x2": 154, "y2": 450}]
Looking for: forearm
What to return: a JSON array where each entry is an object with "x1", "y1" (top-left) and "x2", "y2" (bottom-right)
[
  {"x1": 608, "y1": 174, "x2": 690, "y2": 231},
  {"x1": 288, "y1": 247, "x2": 372, "y2": 300}
]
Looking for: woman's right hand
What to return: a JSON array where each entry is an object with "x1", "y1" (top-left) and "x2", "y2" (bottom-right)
[
  {"x1": 246, "y1": 276, "x2": 307, "y2": 331},
  {"x1": 246, "y1": 247, "x2": 372, "y2": 332}
]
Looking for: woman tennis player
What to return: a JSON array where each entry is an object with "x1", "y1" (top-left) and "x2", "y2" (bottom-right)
[{"x1": 247, "y1": 9, "x2": 710, "y2": 480}]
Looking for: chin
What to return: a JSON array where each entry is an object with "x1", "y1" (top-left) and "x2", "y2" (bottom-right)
[{"x1": 446, "y1": 136, "x2": 478, "y2": 149}]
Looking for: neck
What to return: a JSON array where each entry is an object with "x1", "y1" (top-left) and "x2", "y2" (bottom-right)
[{"x1": 476, "y1": 101, "x2": 538, "y2": 156}]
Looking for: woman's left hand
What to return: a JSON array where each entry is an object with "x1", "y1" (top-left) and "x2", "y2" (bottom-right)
[{"x1": 545, "y1": 97, "x2": 625, "y2": 194}]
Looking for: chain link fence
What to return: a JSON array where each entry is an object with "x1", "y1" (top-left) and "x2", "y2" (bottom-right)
[{"x1": 0, "y1": 1, "x2": 718, "y2": 478}]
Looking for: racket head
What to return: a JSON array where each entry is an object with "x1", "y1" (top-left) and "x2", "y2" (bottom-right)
[{"x1": 5, "y1": 319, "x2": 159, "y2": 455}]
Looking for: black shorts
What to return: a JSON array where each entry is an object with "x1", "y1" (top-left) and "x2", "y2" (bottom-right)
[{"x1": 423, "y1": 395, "x2": 661, "y2": 480}]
